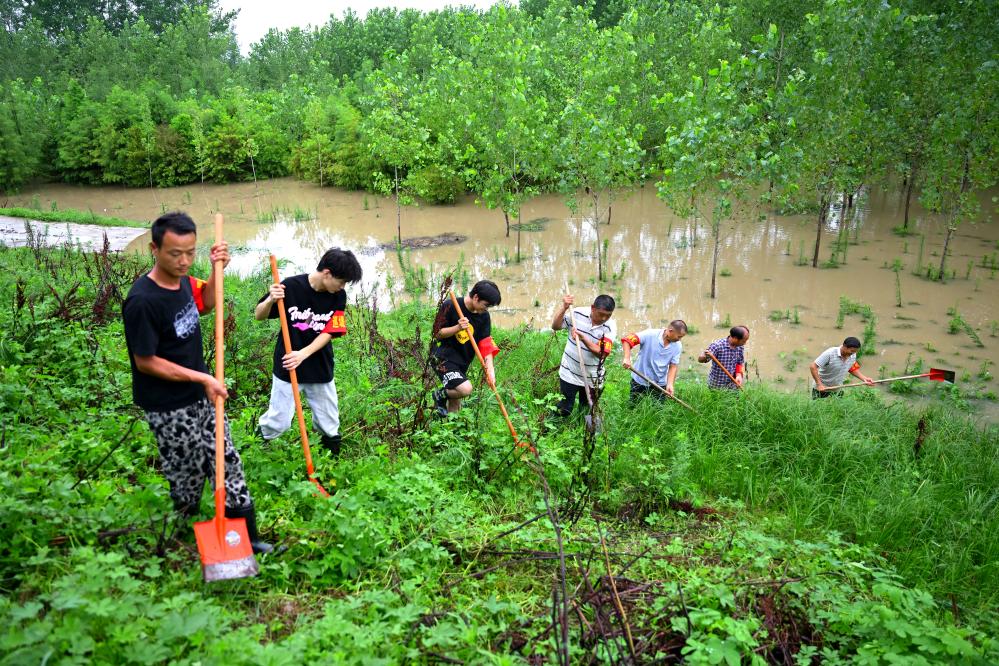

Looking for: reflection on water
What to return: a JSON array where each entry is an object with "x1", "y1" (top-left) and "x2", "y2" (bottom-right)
[{"x1": 10, "y1": 178, "x2": 999, "y2": 420}]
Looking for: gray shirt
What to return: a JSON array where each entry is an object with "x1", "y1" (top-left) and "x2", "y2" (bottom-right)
[
  {"x1": 628, "y1": 329, "x2": 682, "y2": 386},
  {"x1": 813, "y1": 346, "x2": 858, "y2": 388}
]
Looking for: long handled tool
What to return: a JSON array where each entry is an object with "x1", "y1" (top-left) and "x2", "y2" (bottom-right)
[
  {"x1": 269, "y1": 255, "x2": 331, "y2": 498},
  {"x1": 569, "y1": 318, "x2": 601, "y2": 433},
  {"x1": 705, "y1": 350, "x2": 743, "y2": 391},
  {"x1": 821, "y1": 367, "x2": 955, "y2": 392},
  {"x1": 448, "y1": 291, "x2": 533, "y2": 453},
  {"x1": 194, "y1": 214, "x2": 259, "y2": 583},
  {"x1": 627, "y1": 366, "x2": 697, "y2": 413}
]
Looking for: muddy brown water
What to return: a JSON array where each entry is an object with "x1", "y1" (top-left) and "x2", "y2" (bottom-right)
[{"x1": 8, "y1": 179, "x2": 999, "y2": 420}]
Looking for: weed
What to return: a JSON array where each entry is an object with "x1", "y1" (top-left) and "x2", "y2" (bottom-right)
[
  {"x1": 947, "y1": 307, "x2": 984, "y2": 347},
  {"x1": 719, "y1": 267, "x2": 732, "y2": 277},
  {"x1": 836, "y1": 297, "x2": 876, "y2": 356},
  {"x1": 715, "y1": 313, "x2": 732, "y2": 329},
  {"x1": 978, "y1": 360, "x2": 993, "y2": 382}
]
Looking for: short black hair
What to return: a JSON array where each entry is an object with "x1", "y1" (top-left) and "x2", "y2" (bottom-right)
[
  {"x1": 151, "y1": 211, "x2": 196, "y2": 247},
  {"x1": 730, "y1": 325, "x2": 750, "y2": 340},
  {"x1": 317, "y1": 248, "x2": 363, "y2": 283},
  {"x1": 669, "y1": 319, "x2": 688, "y2": 333},
  {"x1": 843, "y1": 336, "x2": 862, "y2": 349},
  {"x1": 592, "y1": 294, "x2": 615, "y2": 311},
  {"x1": 470, "y1": 280, "x2": 501, "y2": 306}
]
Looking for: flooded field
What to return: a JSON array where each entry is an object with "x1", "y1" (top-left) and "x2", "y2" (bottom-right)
[{"x1": 8, "y1": 178, "x2": 998, "y2": 418}]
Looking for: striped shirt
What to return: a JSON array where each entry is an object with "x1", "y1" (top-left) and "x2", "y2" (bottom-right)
[
  {"x1": 813, "y1": 346, "x2": 859, "y2": 388},
  {"x1": 559, "y1": 307, "x2": 617, "y2": 387},
  {"x1": 706, "y1": 338, "x2": 745, "y2": 389}
]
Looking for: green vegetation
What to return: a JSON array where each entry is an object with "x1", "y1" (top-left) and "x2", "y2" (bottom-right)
[
  {"x1": 2, "y1": 243, "x2": 998, "y2": 662},
  {"x1": 0, "y1": 206, "x2": 147, "y2": 228},
  {"x1": 947, "y1": 307, "x2": 985, "y2": 348},
  {"x1": 1, "y1": 0, "x2": 995, "y2": 288},
  {"x1": 835, "y1": 296, "x2": 878, "y2": 357}
]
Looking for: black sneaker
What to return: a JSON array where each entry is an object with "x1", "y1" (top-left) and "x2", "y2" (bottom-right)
[
  {"x1": 320, "y1": 434, "x2": 342, "y2": 457},
  {"x1": 432, "y1": 388, "x2": 449, "y2": 418}
]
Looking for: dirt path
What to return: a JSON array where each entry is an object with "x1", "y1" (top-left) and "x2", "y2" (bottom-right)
[{"x1": 0, "y1": 216, "x2": 146, "y2": 251}]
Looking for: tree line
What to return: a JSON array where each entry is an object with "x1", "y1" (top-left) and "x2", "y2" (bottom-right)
[{"x1": 1, "y1": 0, "x2": 996, "y2": 287}]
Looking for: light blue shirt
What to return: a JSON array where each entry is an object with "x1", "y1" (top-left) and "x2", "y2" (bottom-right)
[{"x1": 629, "y1": 329, "x2": 682, "y2": 386}]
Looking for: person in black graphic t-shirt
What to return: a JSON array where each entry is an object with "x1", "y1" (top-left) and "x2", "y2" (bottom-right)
[
  {"x1": 254, "y1": 248, "x2": 363, "y2": 455},
  {"x1": 431, "y1": 280, "x2": 502, "y2": 417},
  {"x1": 122, "y1": 212, "x2": 272, "y2": 554}
]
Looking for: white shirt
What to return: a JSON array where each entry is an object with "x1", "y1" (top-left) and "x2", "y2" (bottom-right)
[{"x1": 558, "y1": 307, "x2": 617, "y2": 387}]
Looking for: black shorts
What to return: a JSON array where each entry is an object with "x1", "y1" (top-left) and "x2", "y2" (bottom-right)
[{"x1": 436, "y1": 361, "x2": 470, "y2": 390}]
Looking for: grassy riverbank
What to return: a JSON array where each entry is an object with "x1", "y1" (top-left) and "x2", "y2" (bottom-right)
[
  {"x1": 0, "y1": 206, "x2": 147, "y2": 228},
  {"x1": 1, "y1": 243, "x2": 997, "y2": 663}
]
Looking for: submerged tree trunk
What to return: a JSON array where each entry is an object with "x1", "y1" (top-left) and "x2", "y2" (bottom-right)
[
  {"x1": 812, "y1": 195, "x2": 829, "y2": 268},
  {"x1": 394, "y1": 166, "x2": 401, "y2": 246},
  {"x1": 903, "y1": 167, "x2": 917, "y2": 230},
  {"x1": 939, "y1": 223, "x2": 955, "y2": 280},
  {"x1": 515, "y1": 207, "x2": 522, "y2": 263},
  {"x1": 606, "y1": 204, "x2": 612, "y2": 225},
  {"x1": 710, "y1": 219, "x2": 721, "y2": 298}
]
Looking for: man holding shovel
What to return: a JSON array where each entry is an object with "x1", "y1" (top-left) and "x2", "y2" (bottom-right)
[
  {"x1": 809, "y1": 336, "x2": 875, "y2": 399},
  {"x1": 698, "y1": 325, "x2": 750, "y2": 390},
  {"x1": 551, "y1": 294, "x2": 616, "y2": 418},
  {"x1": 254, "y1": 248, "x2": 363, "y2": 455},
  {"x1": 431, "y1": 280, "x2": 502, "y2": 416},
  {"x1": 622, "y1": 320, "x2": 687, "y2": 402},
  {"x1": 122, "y1": 212, "x2": 271, "y2": 554}
]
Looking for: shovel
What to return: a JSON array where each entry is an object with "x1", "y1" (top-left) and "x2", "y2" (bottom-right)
[
  {"x1": 447, "y1": 291, "x2": 534, "y2": 454},
  {"x1": 626, "y1": 366, "x2": 697, "y2": 413},
  {"x1": 569, "y1": 319, "x2": 601, "y2": 433},
  {"x1": 269, "y1": 255, "x2": 332, "y2": 498},
  {"x1": 194, "y1": 214, "x2": 259, "y2": 583},
  {"x1": 705, "y1": 350, "x2": 744, "y2": 391},
  {"x1": 820, "y1": 367, "x2": 955, "y2": 391}
]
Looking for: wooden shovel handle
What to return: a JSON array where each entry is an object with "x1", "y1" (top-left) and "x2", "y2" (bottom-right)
[
  {"x1": 627, "y1": 366, "x2": 696, "y2": 413},
  {"x1": 213, "y1": 214, "x2": 226, "y2": 536},
  {"x1": 706, "y1": 350, "x2": 743, "y2": 391},
  {"x1": 821, "y1": 372, "x2": 929, "y2": 392},
  {"x1": 269, "y1": 256, "x2": 321, "y2": 485}
]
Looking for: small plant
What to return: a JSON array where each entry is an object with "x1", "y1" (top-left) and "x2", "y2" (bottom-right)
[
  {"x1": 966, "y1": 260, "x2": 975, "y2": 280},
  {"x1": 715, "y1": 313, "x2": 732, "y2": 329},
  {"x1": 912, "y1": 234, "x2": 925, "y2": 276},
  {"x1": 990, "y1": 320, "x2": 999, "y2": 337},
  {"x1": 50, "y1": 200, "x2": 58, "y2": 212},
  {"x1": 719, "y1": 267, "x2": 732, "y2": 277},
  {"x1": 837, "y1": 296, "x2": 877, "y2": 355},
  {"x1": 363, "y1": 195, "x2": 370, "y2": 211},
  {"x1": 978, "y1": 360, "x2": 993, "y2": 382},
  {"x1": 796, "y1": 239, "x2": 808, "y2": 266},
  {"x1": 947, "y1": 307, "x2": 984, "y2": 347}
]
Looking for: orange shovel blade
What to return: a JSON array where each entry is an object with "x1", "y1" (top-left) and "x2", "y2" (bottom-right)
[
  {"x1": 194, "y1": 516, "x2": 258, "y2": 582},
  {"x1": 928, "y1": 368, "x2": 956, "y2": 383}
]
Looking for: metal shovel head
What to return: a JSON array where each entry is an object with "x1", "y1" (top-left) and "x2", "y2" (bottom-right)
[
  {"x1": 929, "y1": 368, "x2": 956, "y2": 384},
  {"x1": 194, "y1": 516, "x2": 259, "y2": 582}
]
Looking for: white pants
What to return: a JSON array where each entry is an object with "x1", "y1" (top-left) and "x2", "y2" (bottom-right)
[{"x1": 258, "y1": 375, "x2": 339, "y2": 440}]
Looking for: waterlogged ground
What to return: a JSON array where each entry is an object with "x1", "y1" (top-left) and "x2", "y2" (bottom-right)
[{"x1": 9, "y1": 179, "x2": 999, "y2": 418}]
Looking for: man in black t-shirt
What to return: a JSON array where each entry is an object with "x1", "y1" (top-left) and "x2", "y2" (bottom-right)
[
  {"x1": 254, "y1": 248, "x2": 363, "y2": 455},
  {"x1": 431, "y1": 280, "x2": 502, "y2": 416},
  {"x1": 122, "y1": 212, "x2": 271, "y2": 554}
]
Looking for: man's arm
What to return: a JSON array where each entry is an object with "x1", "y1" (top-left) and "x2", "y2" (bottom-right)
[
  {"x1": 255, "y1": 283, "x2": 284, "y2": 320},
  {"x1": 621, "y1": 335, "x2": 639, "y2": 369},
  {"x1": 281, "y1": 333, "x2": 332, "y2": 370},
  {"x1": 849, "y1": 365, "x2": 876, "y2": 385},
  {"x1": 551, "y1": 295, "x2": 573, "y2": 331},
  {"x1": 809, "y1": 361, "x2": 826, "y2": 391},
  {"x1": 666, "y1": 363, "x2": 679, "y2": 395},
  {"x1": 133, "y1": 355, "x2": 227, "y2": 400},
  {"x1": 199, "y1": 241, "x2": 230, "y2": 313}
]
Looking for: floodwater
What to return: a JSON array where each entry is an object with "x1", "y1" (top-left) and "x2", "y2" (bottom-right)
[{"x1": 8, "y1": 178, "x2": 999, "y2": 419}]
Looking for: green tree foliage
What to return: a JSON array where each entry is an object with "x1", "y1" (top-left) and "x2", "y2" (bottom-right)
[{"x1": 0, "y1": 79, "x2": 51, "y2": 191}]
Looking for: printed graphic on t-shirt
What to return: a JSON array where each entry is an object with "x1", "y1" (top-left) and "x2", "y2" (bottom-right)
[
  {"x1": 455, "y1": 323, "x2": 475, "y2": 344},
  {"x1": 173, "y1": 300, "x2": 200, "y2": 339},
  {"x1": 287, "y1": 305, "x2": 332, "y2": 333}
]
